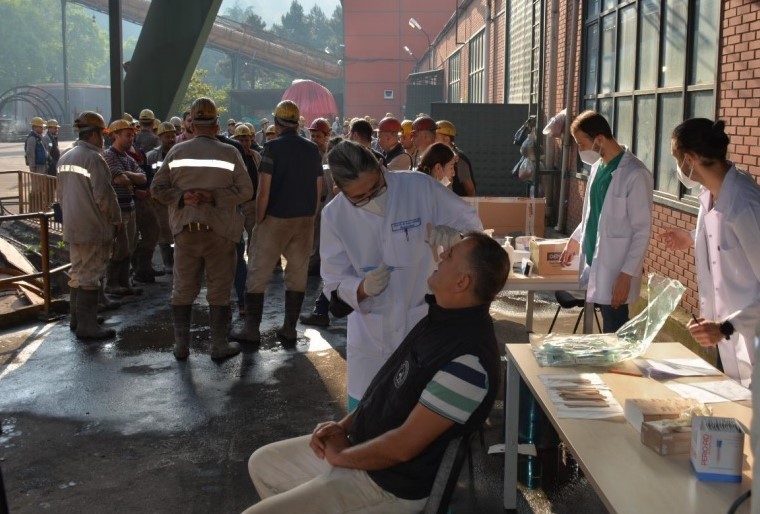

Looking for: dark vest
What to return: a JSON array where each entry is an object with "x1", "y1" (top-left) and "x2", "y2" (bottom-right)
[
  {"x1": 349, "y1": 296, "x2": 500, "y2": 500},
  {"x1": 384, "y1": 143, "x2": 413, "y2": 170},
  {"x1": 452, "y1": 146, "x2": 475, "y2": 196}
]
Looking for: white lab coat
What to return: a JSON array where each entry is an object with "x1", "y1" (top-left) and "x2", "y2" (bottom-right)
[
  {"x1": 694, "y1": 165, "x2": 760, "y2": 386},
  {"x1": 320, "y1": 170, "x2": 483, "y2": 400},
  {"x1": 570, "y1": 149, "x2": 653, "y2": 304}
]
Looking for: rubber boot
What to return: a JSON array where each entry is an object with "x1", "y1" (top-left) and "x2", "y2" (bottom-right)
[
  {"x1": 230, "y1": 293, "x2": 264, "y2": 344},
  {"x1": 75, "y1": 289, "x2": 115, "y2": 340},
  {"x1": 209, "y1": 305, "x2": 241, "y2": 360},
  {"x1": 277, "y1": 291, "x2": 305, "y2": 348},
  {"x1": 105, "y1": 259, "x2": 130, "y2": 296},
  {"x1": 98, "y1": 282, "x2": 121, "y2": 311},
  {"x1": 171, "y1": 304, "x2": 192, "y2": 360},
  {"x1": 118, "y1": 258, "x2": 143, "y2": 295},
  {"x1": 69, "y1": 287, "x2": 78, "y2": 331},
  {"x1": 160, "y1": 243, "x2": 174, "y2": 274}
]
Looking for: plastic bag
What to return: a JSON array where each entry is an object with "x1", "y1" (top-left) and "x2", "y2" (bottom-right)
[
  {"x1": 531, "y1": 274, "x2": 686, "y2": 367},
  {"x1": 518, "y1": 157, "x2": 534, "y2": 181},
  {"x1": 513, "y1": 116, "x2": 536, "y2": 146},
  {"x1": 542, "y1": 109, "x2": 566, "y2": 138}
]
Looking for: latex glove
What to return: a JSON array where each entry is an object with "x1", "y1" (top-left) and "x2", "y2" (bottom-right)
[
  {"x1": 363, "y1": 263, "x2": 391, "y2": 297},
  {"x1": 427, "y1": 224, "x2": 462, "y2": 252}
]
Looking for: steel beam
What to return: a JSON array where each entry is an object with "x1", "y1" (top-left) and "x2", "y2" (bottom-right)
[{"x1": 123, "y1": 0, "x2": 222, "y2": 120}]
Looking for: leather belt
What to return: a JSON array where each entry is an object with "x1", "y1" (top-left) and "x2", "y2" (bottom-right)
[{"x1": 183, "y1": 222, "x2": 212, "y2": 233}]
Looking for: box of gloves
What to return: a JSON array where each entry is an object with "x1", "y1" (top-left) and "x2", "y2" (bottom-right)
[
  {"x1": 529, "y1": 238, "x2": 578, "y2": 276},
  {"x1": 689, "y1": 416, "x2": 745, "y2": 483}
]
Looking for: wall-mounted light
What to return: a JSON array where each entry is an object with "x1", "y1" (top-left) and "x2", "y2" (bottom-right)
[{"x1": 403, "y1": 45, "x2": 414, "y2": 57}]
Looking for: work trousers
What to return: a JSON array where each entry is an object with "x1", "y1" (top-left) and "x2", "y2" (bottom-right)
[
  {"x1": 152, "y1": 199, "x2": 173, "y2": 245},
  {"x1": 243, "y1": 435, "x2": 426, "y2": 514},
  {"x1": 112, "y1": 209, "x2": 137, "y2": 261},
  {"x1": 241, "y1": 200, "x2": 256, "y2": 244},
  {"x1": 247, "y1": 215, "x2": 314, "y2": 294},
  {"x1": 68, "y1": 242, "x2": 111, "y2": 290},
  {"x1": 599, "y1": 304, "x2": 629, "y2": 333},
  {"x1": 134, "y1": 197, "x2": 160, "y2": 264},
  {"x1": 171, "y1": 229, "x2": 236, "y2": 306}
]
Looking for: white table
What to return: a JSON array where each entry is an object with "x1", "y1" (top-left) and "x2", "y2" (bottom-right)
[
  {"x1": 503, "y1": 342, "x2": 753, "y2": 513},
  {"x1": 502, "y1": 272, "x2": 593, "y2": 333}
]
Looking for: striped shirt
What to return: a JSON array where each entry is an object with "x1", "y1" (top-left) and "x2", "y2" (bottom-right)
[
  {"x1": 419, "y1": 354, "x2": 488, "y2": 424},
  {"x1": 104, "y1": 147, "x2": 141, "y2": 212}
]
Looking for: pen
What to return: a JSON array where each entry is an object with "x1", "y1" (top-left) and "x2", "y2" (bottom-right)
[
  {"x1": 607, "y1": 369, "x2": 643, "y2": 378},
  {"x1": 691, "y1": 312, "x2": 715, "y2": 353}
]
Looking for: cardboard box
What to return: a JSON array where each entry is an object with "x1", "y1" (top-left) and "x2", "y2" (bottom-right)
[
  {"x1": 529, "y1": 238, "x2": 578, "y2": 276},
  {"x1": 641, "y1": 420, "x2": 692, "y2": 455},
  {"x1": 462, "y1": 197, "x2": 545, "y2": 237},
  {"x1": 690, "y1": 416, "x2": 744, "y2": 482},
  {"x1": 624, "y1": 397, "x2": 704, "y2": 433}
]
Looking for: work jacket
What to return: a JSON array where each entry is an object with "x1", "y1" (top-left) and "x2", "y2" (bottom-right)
[
  {"x1": 320, "y1": 170, "x2": 482, "y2": 400},
  {"x1": 570, "y1": 149, "x2": 653, "y2": 305},
  {"x1": 694, "y1": 164, "x2": 760, "y2": 386}
]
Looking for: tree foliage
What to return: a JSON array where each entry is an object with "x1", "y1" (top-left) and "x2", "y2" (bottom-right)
[
  {"x1": 0, "y1": 0, "x2": 109, "y2": 94},
  {"x1": 180, "y1": 68, "x2": 228, "y2": 117}
]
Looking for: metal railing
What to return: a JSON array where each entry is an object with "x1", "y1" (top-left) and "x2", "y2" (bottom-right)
[{"x1": 0, "y1": 211, "x2": 70, "y2": 317}]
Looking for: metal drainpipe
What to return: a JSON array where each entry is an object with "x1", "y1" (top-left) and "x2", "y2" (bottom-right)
[
  {"x1": 554, "y1": 0, "x2": 579, "y2": 232},
  {"x1": 483, "y1": 0, "x2": 491, "y2": 102},
  {"x1": 545, "y1": 0, "x2": 559, "y2": 166}
]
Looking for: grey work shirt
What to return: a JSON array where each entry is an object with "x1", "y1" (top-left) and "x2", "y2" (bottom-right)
[
  {"x1": 56, "y1": 140, "x2": 121, "y2": 244},
  {"x1": 150, "y1": 134, "x2": 253, "y2": 243}
]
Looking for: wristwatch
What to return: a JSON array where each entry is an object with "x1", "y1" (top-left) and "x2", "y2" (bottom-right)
[{"x1": 719, "y1": 320, "x2": 735, "y2": 340}]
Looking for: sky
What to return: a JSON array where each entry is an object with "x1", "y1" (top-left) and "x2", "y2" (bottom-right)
[{"x1": 219, "y1": 0, "x2": 342, "y2": 28}]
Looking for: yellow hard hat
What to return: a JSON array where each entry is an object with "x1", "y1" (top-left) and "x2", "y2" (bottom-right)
[
  {"x1": 46, "y1": 119, "x2": 59, "y2": 128},
  {"x1": 157, "y1": 121, "x2": 176, "y2": 136},
  {"x1": 190, "y1": 97, "x2": 218, "y2": 125},
  {"x1": 265, "y1": 124, "x2": 276, "y2": 135},
  {"x1": 123, "y1": 112, "x2": 134, "y2": 123},
  {"x1": 274, "y1": 100, "x2": 300, "y2": 125},
  {"x1": 227, "y1": 118, "x2": 236, "y2": 126},
  {"x1": 107, "y1": 119, "x2": 135, "y2": 134},
  {"x1": 74, "y1": 111, "x2": 107, "y2": 133},
  {"x1": 31, "y1": 117, "x2": 46, "y2": 127},
  {"x1": 436, "y1": 120, "x2": 457, "y2": 137},
  {"x1": 139, "y1": 108, "x2": 155, "y2": 121},
  {"x1": 400, "y1": 120, "x2": 414, "y2": 135},
  {"x1": 234, "y1": 124, "x2": 252, "y2": 137}
]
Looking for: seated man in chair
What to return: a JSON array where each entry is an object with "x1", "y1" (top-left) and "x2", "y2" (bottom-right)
[{"x1": 242, "y1": 232, "x2": 509, "y2": 513}]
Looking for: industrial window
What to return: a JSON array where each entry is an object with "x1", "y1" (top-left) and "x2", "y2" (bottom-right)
[
  {"x1": 448, "y1": 51, "x2": 462, "y2": 103},
  {"x1": 507, "y1": 0, "x2": 532, "y2": 103},
  {"x1": 468, "y1": 31, "x2": 485, "y2": 103},
  {"x1": 582, "y1": 0, "x2": 719, "y2": 204}
]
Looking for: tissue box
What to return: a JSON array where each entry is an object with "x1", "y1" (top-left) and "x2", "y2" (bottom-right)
[
  {"x1": 641, "y1": 420, "x2": 692, "y2": 455},
  {"x1": 690, "y1": 416, "x2": 744, "y2": 482},
  {"x1": 529, "y1": 239, "x2": 578, "y2": 276}
]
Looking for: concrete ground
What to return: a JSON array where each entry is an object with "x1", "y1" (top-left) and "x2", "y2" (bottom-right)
[{"x1": 0, "y1": 141, "x2": 630, "y2": 513}]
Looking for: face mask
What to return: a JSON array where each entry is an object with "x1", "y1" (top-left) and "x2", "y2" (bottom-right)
[
  {"x1": 439, "y1": 176, "x2": 452, "y2": 188},
  {"x1": 676, "y1": 160, "x2": 699, "y2": 189},
  {"x1": 360, "y1": 188, "x2": 388, "y2": 216},
  {"x1": 579, "y1": 141, "x2": 601, "y2": 165}
]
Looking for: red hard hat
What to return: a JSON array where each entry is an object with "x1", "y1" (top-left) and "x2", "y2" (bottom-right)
[
  {"x1": 412, "y1": 116, "x2": 436, "y2": 132},
  {"x1": 308, "y1": 118, "x2": 331, "y2": 135},
  {"x1": 378, "y1": 117, "x2": 402, "y2": 133}
]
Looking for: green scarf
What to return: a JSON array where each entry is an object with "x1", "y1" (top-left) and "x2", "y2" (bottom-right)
[{"x1": 583, "y1": 151, "x2": 624, "y2": 266}]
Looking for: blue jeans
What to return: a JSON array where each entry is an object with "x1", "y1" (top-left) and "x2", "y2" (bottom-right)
[{"x1": 599, "y1": 304, "x2": 629, "y2": 333}]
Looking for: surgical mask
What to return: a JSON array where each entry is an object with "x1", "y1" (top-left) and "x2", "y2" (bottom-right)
[
  {"x1": 360, "y1": 188, "x2": 387, "y2": 216},
  {"x1": 676, "y1": 160, "x2": 699, "y2": 189},
  {"x1": 439, "y1": 176, "x2": 452, "y2": 188},
  {"x1": 579, "y1": 141, "x2": 601, "y2": 166}
]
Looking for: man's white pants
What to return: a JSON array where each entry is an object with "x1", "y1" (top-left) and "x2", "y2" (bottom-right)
[{"x1": 243, "y1": 435, "x2": 427, "y2": 513}]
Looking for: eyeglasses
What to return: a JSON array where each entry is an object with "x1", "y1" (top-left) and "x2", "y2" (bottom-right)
[{"x1": 344, "y1": 173, "x2": 386, "y2": 207}]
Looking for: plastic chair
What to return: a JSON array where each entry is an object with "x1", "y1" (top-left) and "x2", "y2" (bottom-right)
[
  {"x1": 423, "y1": 433, "x2": 474, "y2": 514},
  {"x1": 547, "y1": 290, "x2": 601, "y2": 333}
]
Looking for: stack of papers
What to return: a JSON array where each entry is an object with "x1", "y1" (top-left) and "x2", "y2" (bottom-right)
[
  {"x1": 634, "y1": 358, "x2": 722, "y2": 379},
  {"x1": 664, "y1": 380, "x2": 752, "y2": 404},
  {"x1": 540, "y1": 373, "x2": 624, "y2": 419}
]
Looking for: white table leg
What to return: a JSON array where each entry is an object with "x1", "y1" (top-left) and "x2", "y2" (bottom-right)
[
  {"x1": 503, "y1": 354, "x2": 520, "y2": 510},
  {"x1": 583, "y1": 300, "x2": 594, "y2": 334},
  {"x1": 525, "y1": 291, "x2": 534, "y2": 332}
]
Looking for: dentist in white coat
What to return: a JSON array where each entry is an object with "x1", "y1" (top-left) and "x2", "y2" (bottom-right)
[
  {"x1": 660, "y1": 118, "x2": 760, "y2": 386},
  {"x1": 560, "y1": 110, "x2": 653, "y2": 332},
  {"x1": 320, "y1": 141, "x2": 482, "y2": 409}
]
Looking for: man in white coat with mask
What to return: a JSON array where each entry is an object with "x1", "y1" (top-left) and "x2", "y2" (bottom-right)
[
  {"x1": 660, "y1": 118, "x2": 760, "y2": 386},
  {"x1": 560, "y1": 110, "x2": 653, "y2": 333},
  {"x1": 320, "y1": 140, "x2": 482, "y2": 409}
]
